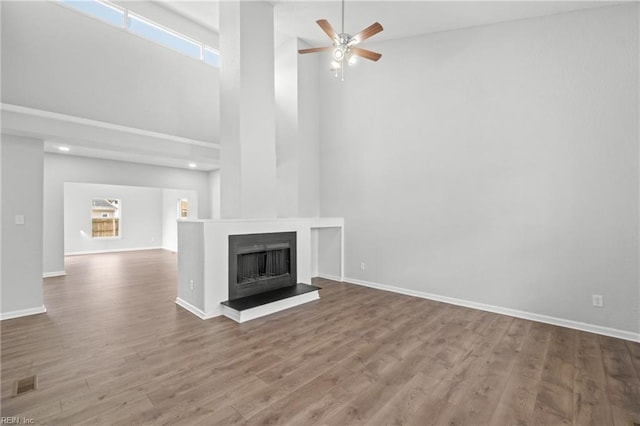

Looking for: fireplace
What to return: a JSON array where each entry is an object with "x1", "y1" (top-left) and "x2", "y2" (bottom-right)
[{"x1": 228, "y1": 232, "x2": 297, "y2": 300}]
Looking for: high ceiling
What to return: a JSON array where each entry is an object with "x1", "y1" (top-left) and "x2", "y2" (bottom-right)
[
  {"x1": 21, "y1": 0, "x2": 623, "y2": 171},
  {"x1": 163, "y1": 1, "x2": 620, "y2": 47}
]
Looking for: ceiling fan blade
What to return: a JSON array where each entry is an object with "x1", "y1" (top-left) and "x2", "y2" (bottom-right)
[
  {"x1": 350, "y1": 22, "x2": 383, "y2": 45},
  {"x1": 298, "y1": 46, "x2": 332, "y2": 54},
  {"x1": 351, "y1": 47, "x2": 382, "y2": 62},
  {"x1": 316, "y1": 19, "x2": 338, "y2": 41}
]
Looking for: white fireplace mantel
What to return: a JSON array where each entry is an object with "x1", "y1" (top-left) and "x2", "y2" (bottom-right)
[{"x1": 175, "y1": 217, "x2": 344, "y2": 320}]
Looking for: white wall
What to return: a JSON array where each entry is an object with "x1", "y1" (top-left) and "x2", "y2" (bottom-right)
[
  {"x1": 274, "y1": 36, "x2": 321, "y2": 218},
  {"x1": 1, "y1": 1, "x2": 219, "y2": 142},
  {"x1": 115, "y1": 1, "x2": 218, "y2": 49},
  {"x1": 64, "y1": 183, "x2": 162, "y2": 254},
  {"x1": 319, "y1": 4, "x2": 639, "y2": 335},
  {"x1": 275, "y1": 35, "x2": 300, "y2": 218},
  {"x1": 162, "y1": 188, "x2": 198, "y2": 252},
  {"x1": 1, "y1": 135, "x2": 45, "y2": 317},
  {"x1": 297, "y1": 40, "x2": 321, "y2": 218},
  {"x1": 209, "y1": 170, "x2": 221, "y2": 220},
  {"x1": 219, "y1": 1, "x2": 278, "y2": 219},
  {"x1": 44, "y1": 154, "x2": 211, "y2": 274},
  {"x1": 63, "y1": 183, "x2": 198, "y2": 255}
]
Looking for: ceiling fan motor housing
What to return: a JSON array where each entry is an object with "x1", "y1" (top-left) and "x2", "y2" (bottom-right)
[
  {"x1": 337, "y1": 33, "x2": 351, "y2": 45},
  {"x1": 333, "y1": 34, "x2": 351, "y2": 61}
]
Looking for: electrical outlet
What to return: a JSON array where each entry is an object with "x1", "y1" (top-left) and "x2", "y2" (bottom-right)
[
  {"x1": 592, "y1": 294, "x2": 604, "y2": 307},
  {"x1": 360, "y1": 262, "x2": 366, "y2": 271},
  {"x1": 189, "y1": 280, "x2": 194, "y2": 291}
]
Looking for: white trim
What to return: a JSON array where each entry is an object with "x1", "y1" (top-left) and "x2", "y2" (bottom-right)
[
  {"x1": 65, "y1": 246, "x2": 164, "y2": 256},
  {"x1": 175, "y1": 298, "x2": 221, "y2": 320},
  {"x1": 43, "y1": 271, "x2": 66, "y2": 278},
  {"x1": 221, "y1": 291, "x2": 320, "y2": 323},
  {"x1": 203, "y1": 305, "x2": 223, "y2": 319},
  {"x1": 1, "y1": 306, "x2": 47, "y2": 321},
  {"x1": 346, "y1": 277, "x2": 640, "y2": 343},
  {"x1": 175, "y1": 297, "x2": 205, "y2": 319},
  {"x1": 339, "y1": 230, "x2": 345, "y2": 281},
  {"x1": 0, "y1": 104, "x2": 219, "y2": 149},
  {"x1": 220, "y1": 305, "x2": 241, "y2": 323},
  {"x1": 316, "y1": 273, "x2": 343, "y2": 282}
]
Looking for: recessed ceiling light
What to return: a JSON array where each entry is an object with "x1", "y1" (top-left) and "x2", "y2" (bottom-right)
[
  {"x1": 188, "y1": 163, "x2": 197, "y2": 168},
  {"x1": 58, "y1": 146, "x2": 70, "y2": 152}
]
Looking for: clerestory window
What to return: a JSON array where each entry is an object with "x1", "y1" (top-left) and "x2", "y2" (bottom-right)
[{"x1": 59, "y1": 0, "x2": 220, "y2": 67}]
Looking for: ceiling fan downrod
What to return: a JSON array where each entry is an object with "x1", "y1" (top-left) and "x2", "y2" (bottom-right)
[{"x1": 341, "y1": 0, "x2": 345, "y2": 35}]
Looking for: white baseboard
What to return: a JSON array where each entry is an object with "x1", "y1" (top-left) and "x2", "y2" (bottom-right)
[
  {"x1": 65, "y1": 246, "x2": 164, "y2": 256},
  {"x1": 43, "y1": 271, "x2": 66, "y2": 278},
  {"x1": 175, "y1": 297, "x2": 206, "y2": 319},
  {"x1": 175, "y1": 298, "x2": 221, "y2": 320},
  {"x1": 1, "y1": 305, "x2": 47, "y2": 321},
  {"x1": 344, "y1": 277, "x2": 640, "y2": 343},
  {"x1": 316, "y1": 274, "x2": 343, "y2": 282}
]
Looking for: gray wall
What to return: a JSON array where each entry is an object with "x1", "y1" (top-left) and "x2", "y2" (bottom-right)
[
  {"x1": 44, "y1": 154, "x2": 211, "y2": 274},
  {"x1": 176, "y1": 221, "x2": 204, "y2": 311},
  {"x1": 319, "y1": 4, "x2": 639, "y2": 334},
  {"x1": 1, "y1": 1, "x2": 219, "y2": 142},
  {"x1": 64, "y1": 183, "x2": 163, "y2": 254},
  {"x1": 1, "y1": 136, "x2": 44, "y2": 315}
]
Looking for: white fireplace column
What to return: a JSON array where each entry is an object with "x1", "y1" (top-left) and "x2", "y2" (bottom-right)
[
  {"x1": 175, "y1": 1, "x2": 344, "y2": 322},
  {"x1": 219, "y1": 0, "x2": 277, "y2": 219}
]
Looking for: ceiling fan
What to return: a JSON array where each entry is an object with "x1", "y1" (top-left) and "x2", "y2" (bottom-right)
[{"x1": 298, "y1": 0, "x2": 383, "y2": 79}]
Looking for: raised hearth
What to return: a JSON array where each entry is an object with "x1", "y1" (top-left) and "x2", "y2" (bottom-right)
[{"x1": 221, "y1": 283, "x2": 320, "y2": 322}]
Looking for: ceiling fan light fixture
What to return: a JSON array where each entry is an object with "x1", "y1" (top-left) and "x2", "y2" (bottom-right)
[{"x1": 332, "y1": 45, "x2": 346, "y2": 61}]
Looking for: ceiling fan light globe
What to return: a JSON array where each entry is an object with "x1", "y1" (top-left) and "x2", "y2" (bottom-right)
[{"x1": 332, "y1": 45, "x2": 346, "y2": 61}]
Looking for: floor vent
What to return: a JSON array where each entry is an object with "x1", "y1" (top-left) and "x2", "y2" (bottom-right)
[{"x1": 12, "y1": 375, "x2": 38, "y2": 397}]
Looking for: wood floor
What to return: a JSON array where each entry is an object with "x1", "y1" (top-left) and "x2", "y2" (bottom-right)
[{"x1": 1, "y1": 249, "x2": 639, "y2": 425}]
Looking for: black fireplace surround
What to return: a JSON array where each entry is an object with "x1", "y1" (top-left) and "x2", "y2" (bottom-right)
[{"x1": 228, "y1": 231, "x2": 297, "y2": 300}]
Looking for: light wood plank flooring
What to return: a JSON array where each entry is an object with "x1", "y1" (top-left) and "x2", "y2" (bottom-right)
[{"x1": 2, "y1": 249, "x2": 639, "y2": 425}]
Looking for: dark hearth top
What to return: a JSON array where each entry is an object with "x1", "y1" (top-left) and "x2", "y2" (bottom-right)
[{"x1": 221, "y1": 283, "x2": 320, "y2": 312}]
